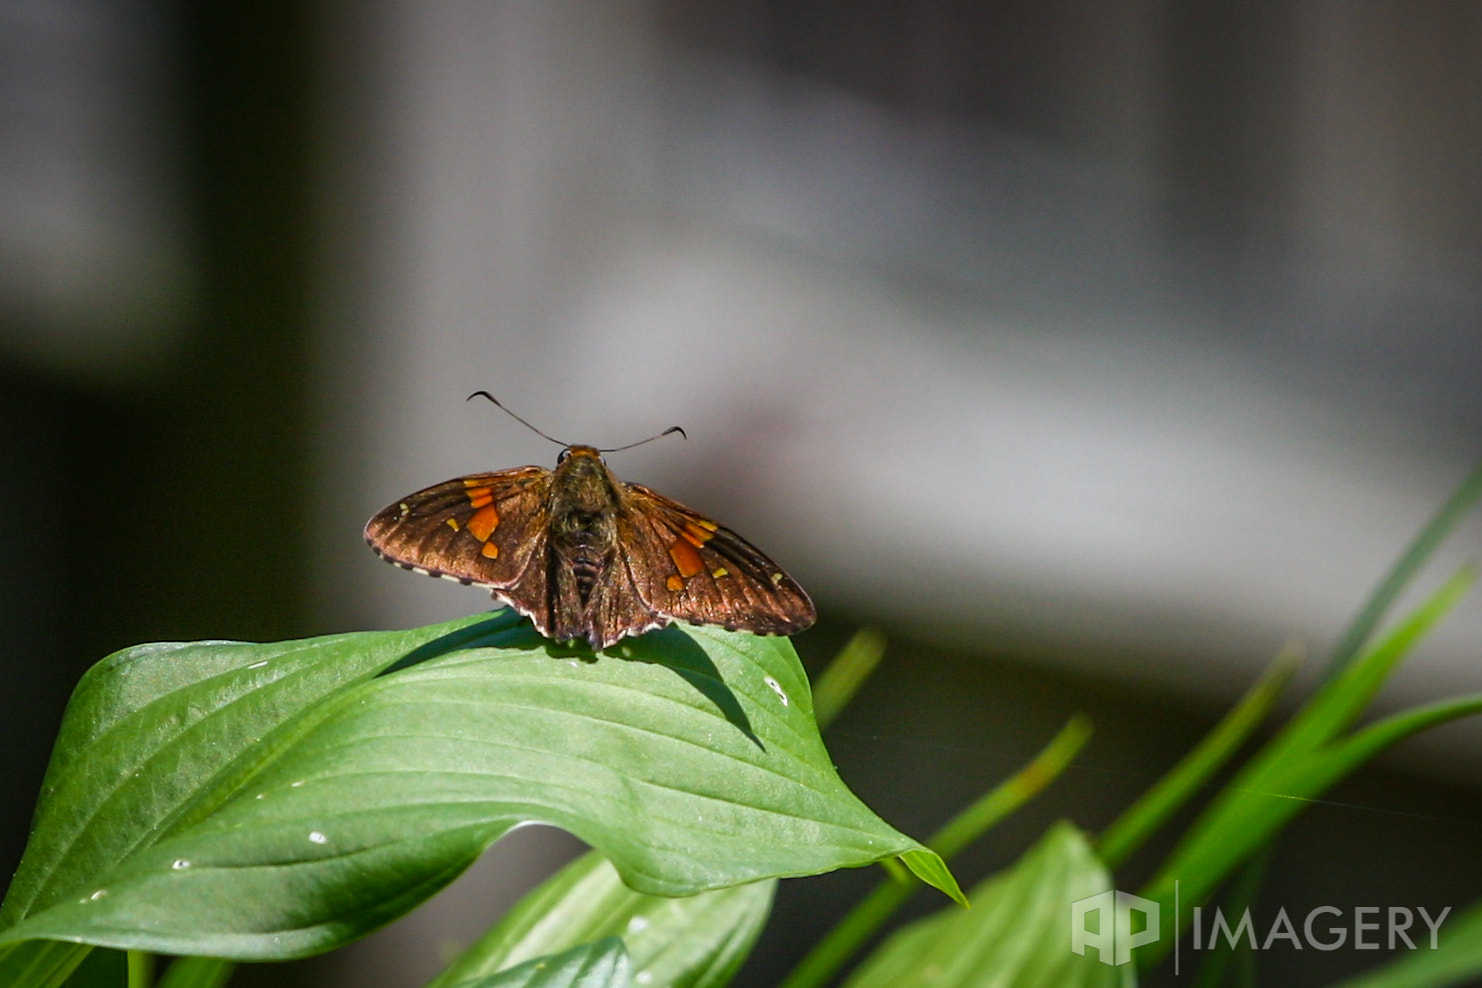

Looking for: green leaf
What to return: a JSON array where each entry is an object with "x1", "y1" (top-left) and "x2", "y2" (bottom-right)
[
  {"x1": 448, "y1": 938, "x2": 630, "y2": 988},
  {"x1": 841, "y1": 823, "x2": 1134, "y2": 988},
  {"x1": 4, "y1": 612, "x2": 519, "y2": 929},
  {"x1": 1, "y1": 613, "x2": 950, "y2": 965},
  {"x1": 429, "y1": 850, "x2": 773, "y2": 988},
  {"x1": 895, "y1": 852, "x2": 966, "y2": 907}
]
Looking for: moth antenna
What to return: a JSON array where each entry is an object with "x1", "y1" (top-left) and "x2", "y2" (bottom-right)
[
  {"x1": 466, "y1": 391, "x2": 572, "y2": 448},
  {"x1": 599, "y1": 425, "x2": 687, "y2": 454}
]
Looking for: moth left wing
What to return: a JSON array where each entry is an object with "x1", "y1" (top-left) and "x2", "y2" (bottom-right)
[{"x1": 363, "y1": 466, "x2": 551, "y2": 601}]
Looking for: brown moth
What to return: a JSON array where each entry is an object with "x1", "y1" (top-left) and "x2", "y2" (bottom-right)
[{"x1": 364, "y1": 394, "x2": 815, "y2": 650}]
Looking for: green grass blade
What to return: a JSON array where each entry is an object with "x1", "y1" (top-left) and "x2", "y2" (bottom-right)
[
  {"x1": 125, "y1": 951, "x2": 151, "y2": 988},
  {"x1": 1135, "y1": 460, "x2": 1482, "y2": 980},
  {"x1": 1188, "y1": 847, "x2": 1270, "y2": 987},
  {"x1": 428, "y1": 849, "x2": 773, "y2": 988},
  {"x1": 1097, "y1": 646, "x2": 1298, "y2": 869},
  {"x1": 778, "y1": 716, "x2": 1091, "y2": 988},
  {"x1": 1318, "y1": 691, "x2": 1482, "y2": 786},
  {"x1": 1, "y1": 616, "x2": 950, "y2": 961},
  {"x1": 810, "y1": 629, "x2": 887, "y2": 731},
  {"x1": 1149, "y1": 567, "x2": 1473, "y2": 895},
  {"x1": 156, "y1": 956, "x2": 236, "y2": 988},
  {"x1": 1271, "y1": 566, "x2": 1475, "y2": 762},
  {"x1": 777, "y1": 869, "x2": 921, "y2": 988},
  {"x1": 0, "y1": 941, "x2": 93, "y2": 988},
  {"x1": 930, "y1": 715, "x2": 1093, "y2": 861},
  {"x1": 57, "y1": 947, "x2": 124, "y2": 988},
  {"x1": 1323, "y1": 457, "x2": 1482, "y2": 679},
  {"x1": 1140, "y1": 567, "x2": 1478, "y2": 965},
  {"x1": 840, "y1": 823, "x2": 1134, "y2": 988}
]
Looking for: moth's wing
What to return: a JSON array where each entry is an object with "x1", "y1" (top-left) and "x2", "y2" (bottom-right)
[
  {"x1": 615, "y1": 483, "x2": 816, "y2": 636},
  {"x1": 364, "y1": 467, "x2": 554, "y2": 630}
]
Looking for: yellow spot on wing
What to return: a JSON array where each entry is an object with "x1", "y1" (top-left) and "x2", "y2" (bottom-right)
[
  {"x1": 446, "y1": 517, "x2": 460, "y2": 531},
  {"x1": 712, "y1": 566, "x2": 729, "y2": 578},
  {"x1": 468, "y1": 503, "x2": 500, "y2": 541},
  {"x1": 481, "y1": 541, "x2": 499, "y2": 559},
  {"x1": 771, "y1": 572, "x2": 784, "y2": 585}
]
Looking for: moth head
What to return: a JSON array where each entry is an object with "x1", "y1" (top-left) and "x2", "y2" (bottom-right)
[{"x1": 557, "y1": 444, "x2": 604, "y2": 467}]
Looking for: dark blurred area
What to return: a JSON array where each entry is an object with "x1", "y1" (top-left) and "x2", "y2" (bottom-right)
[
  {"x1": 4, "y1": 2, "x2": 1482, "y2": 986},
  {"x1": 1, "y1": 0, "x2": 315, "y2": 909}
]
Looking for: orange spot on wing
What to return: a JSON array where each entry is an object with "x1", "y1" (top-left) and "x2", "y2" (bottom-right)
[
  {"x1": 481, "y1": 541, "x2": 499, "y2": 559},
  {"x1": 467, "y1": 503, "x2": 500, "y2": 541},
  {"x1": 668, "y1": 538, "x2": 704, "y2": 578},
  {"x1": 666, "y1": 575, "x2": 684, "y2": 592},
  {"x1": 467, "y1": 489, "x2": 494, "y2": 509}
]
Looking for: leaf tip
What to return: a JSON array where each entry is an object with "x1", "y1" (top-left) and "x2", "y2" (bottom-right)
[{"x1": 898, "y1": 849, "x2": 969, "y2": 908}]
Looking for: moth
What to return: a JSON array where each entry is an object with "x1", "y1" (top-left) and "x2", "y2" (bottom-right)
[{"x1": 364, "y1": 392, "x2": 816, "y2": 649}]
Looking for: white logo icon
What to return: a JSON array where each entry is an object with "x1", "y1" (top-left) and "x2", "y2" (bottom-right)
[{"x1": 1071, "y1": 890, "x2": 1161, "y2": 966}]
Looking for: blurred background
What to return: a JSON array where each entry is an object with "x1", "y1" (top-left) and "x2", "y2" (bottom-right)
[{"x1": 4, "y1": 2, "x2": 1482, "y2": 985}]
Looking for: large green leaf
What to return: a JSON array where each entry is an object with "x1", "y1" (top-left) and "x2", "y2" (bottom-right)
[
  {"x1": 430, "y1": 849, "x2": 772, "y2": 988},
  {"x1": 842, "y1": 823, "x2": 1134, "y2": 988},
  {"x1": 0, "y1": 611, "x2": 951, "y2": 966},
  {"x1": 4, "y1": 612, "x2": 518, "y2": 929}
]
